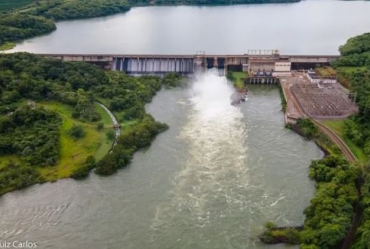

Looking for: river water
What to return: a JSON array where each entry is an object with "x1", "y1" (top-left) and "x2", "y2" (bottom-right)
[
  {"x1": 9, "y1": 0, "x2": 370, "y2": 54},
  {"x1": 0, "y1": 71, "x2": 322, "y2": 248},
  {"x1": 2, "y1": 0, "x2": 349, "y2": 248}
]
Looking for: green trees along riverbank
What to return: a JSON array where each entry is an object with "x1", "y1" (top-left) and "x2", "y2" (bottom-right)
[
  {"x1": 333, "y1": 32, "x2": 370, "y2": 249},
  {"x1": 0, "y1": 53, "x2": 178, "y2": 195},
  {"x1": 0, "y1": 0, "x2": 130, "y2": 49},
  {"x1": 261, "y1": 33, "x2": 370, "y2": 249}
]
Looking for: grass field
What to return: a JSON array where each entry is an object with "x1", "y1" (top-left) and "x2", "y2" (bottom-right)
[
  {"x1": 0, "y1": 0, "x2": 35, "y2": 11},
  {"x1": 322, "y1": 119, "x2": 368, "y2": 163},
  {"x1": 94, "y1": 104, "x2": 115, "y2": 160},
  {"x1": 0, "y1": 42, "x2": 15, "y2": 51},
  {"x1": 36, "y1": 102, "x2": 113, "y2": 181}
]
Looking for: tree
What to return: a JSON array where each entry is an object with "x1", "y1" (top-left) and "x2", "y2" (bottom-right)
[
  {"x1": 68, "y1": 125, "x2": 86, "y2": 139},
  {"x1": 106, "y1": 130, "x2": 115, "y2": 141}
]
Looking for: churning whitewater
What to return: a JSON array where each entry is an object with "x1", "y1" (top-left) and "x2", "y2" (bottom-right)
[{"x1": 151, "y1": 70, "x2": 253, "y2": 248}]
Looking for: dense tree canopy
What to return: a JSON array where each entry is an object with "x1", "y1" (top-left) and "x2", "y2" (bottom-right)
[
  {"x1": 332, "y1": 33, "x2": 370, "y2": 158},
  {"x1": 0, "y1": 13, "x2": 55, "y2": 46},
  {"x1": 0, "y1": 53, "x2": 172, "y2": 194},
  {"x1": 331, "y1": 32, "x2": 370, "y2": 249}
]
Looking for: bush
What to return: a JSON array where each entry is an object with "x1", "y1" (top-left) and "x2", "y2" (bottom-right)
[
  {"x1": 162, "y1": 72, "x2": 183, "y2": 88},
  {"x1": 96, "y1": 122, "x2": 104, "y2": 131},
  {"x1": 68, "y1": 125, "x2": 86, "y2": 139},
  {"x1": 71, "y1": 156, "x2": 96, "y2": 179},
  {"x1": 106, "y1": 130, "x2": 115, "y2": 141}
]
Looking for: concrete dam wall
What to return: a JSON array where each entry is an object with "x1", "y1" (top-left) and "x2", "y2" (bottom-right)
[{"x1": 113, "y1": 57, "x2": 195, "y2": 74}]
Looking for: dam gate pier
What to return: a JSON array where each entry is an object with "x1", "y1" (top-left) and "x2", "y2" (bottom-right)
[{"x1": 38, "y1": 50, "x2": 339, "y2": 77}]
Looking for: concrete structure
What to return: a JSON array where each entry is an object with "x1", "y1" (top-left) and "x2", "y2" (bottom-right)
[
  {"x1": 273, "y1": 60, "x2": 292, "y2": 76},
  {"x1": 38, "y1": 52, "x2": 339, "y2": 75},
  {"x1": 305, "y1": 70, "x2": 337, "y2": 84}
]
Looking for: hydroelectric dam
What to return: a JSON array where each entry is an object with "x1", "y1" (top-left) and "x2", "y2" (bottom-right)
[{"x1": 38, "y1": 50, "x2": 339, "y2": 76}]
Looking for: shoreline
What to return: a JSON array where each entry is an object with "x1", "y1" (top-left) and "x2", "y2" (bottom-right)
[
  {"x1": 259, "y1": 77, "x2": 363, "y2": 248},
  {"x1": 0, "y1": 0, "x2": 302, "y2": 52}
]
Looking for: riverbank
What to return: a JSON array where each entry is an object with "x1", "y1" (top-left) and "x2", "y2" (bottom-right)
[
  {"x1": 0, "y1": 0, "x2": 303, "y2": 51},
  {"x1": 226, "y1": 75, "x2": 338, "y2": 247},
  {"x1": 258, "y1": 45, "x2": 370, "y2": 247},
  {"x1": 0, "y1": 53, "x2": 169, "y2": 195}
]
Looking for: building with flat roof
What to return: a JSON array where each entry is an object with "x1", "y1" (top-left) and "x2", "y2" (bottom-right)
[{"x1": 305, "y1": 70, "x2": 336, "y2": 83}]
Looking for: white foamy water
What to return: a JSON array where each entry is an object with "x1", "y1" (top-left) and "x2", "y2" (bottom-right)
[
  {"x1": 150, "y1": 70, "x2": 253, "y2": 248},
  {"x1": 0, "y1": 72, "x2": 322, "y2": 249}
]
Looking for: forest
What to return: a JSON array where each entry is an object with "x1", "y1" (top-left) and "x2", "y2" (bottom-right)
[
  {"x1": 333, "y1": 32, "x2": 370, "y2": 249},
  {"x1": 261, "y1": 33, "x2": 370, "y2": 248},
  {"x1": 0, "y1": 0, "x2": 130, "y2": 49},
  {"x1": 332, "y1": 34, "x2": 370, "y2": 158},
  {"x1": 0, "y1": 53, "x2": 173, "y2": 195}
]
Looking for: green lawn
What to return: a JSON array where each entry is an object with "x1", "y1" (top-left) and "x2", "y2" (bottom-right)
[
  {"x1": 36, "y1": 102, "x2": 113, "y2": 180},
  {"x1": 322, "y1": 120, "x2": 368, "y2": 163},
  {"x1": 0, "y1": 0, "x2": 35, "y2": 11},
  {"x1": 0, "y1": 42, "x2": 15, "y2": 51},
  {"x1": 94, "y1": 103, "x2": 115, "y2": 160}
]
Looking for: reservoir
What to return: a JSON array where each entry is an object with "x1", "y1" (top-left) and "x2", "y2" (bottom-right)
[
  {"x1": 1, "y1": 0, "x2": 359, "y2": 248},
  {"x1": 9, "y1": 0, "x2": 370, "y2": 55}
]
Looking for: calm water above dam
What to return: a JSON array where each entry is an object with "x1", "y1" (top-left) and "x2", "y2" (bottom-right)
[
  {"x1": 0, "y1": 72, "x2": 322, "y2": 248},
  {"x1": 9, "y1": 0, "x2": 370, "y2": 55}
]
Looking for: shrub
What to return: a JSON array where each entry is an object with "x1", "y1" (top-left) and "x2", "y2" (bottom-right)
[{"x1": 68, "y1": 125, "x2": 86, "y2": 139}]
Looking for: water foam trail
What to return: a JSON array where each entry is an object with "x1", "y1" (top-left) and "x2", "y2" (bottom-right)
[{"x1": 150, "y1": 70, "x2": 250, "y2": 248}]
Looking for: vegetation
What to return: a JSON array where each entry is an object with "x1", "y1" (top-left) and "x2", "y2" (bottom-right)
[
  {"x1": 95, "y1": 115, "x2": 168, "y2": 175},
  {"x1": 27, "y1": 0, "x2": 130, "y2": 20},
  {"x1": 330, "y1": 32, "x2": 370, "y2": 248},
  {"x1": 323, "y1": 120, "x2": 367, "y2": 163},
  {"x1": 0, "y1": 53, "x2": 174, "y2": 195},
  {"x1": 289, "y1": 118, "x2": 341, "y2": 156},
  {"x1": 260, "y1": 222, "x2": 301, "y2": 244},
  {"x1": 277, "y1": 81, "x2": 286, "y2": 112},
  {"x1": 68, "y1": 124, "x2": 86, "y2": 139},
  {"x1": 0, "y1": 13, "x2": 56, "y2": 46},
  {"x1": 153, "y1": 0, "x2": 300, "y2": 5},
  {"x1": 315, "y1": 66, "x2": 336, "y2": 77},
  {"x1": 162, "y1": 72, "x2": 184, "y2": 89},
  {"x1": 263, "y1": 32, "x2": 370, "y2": 248},
  {"x1": 261, "y1": 155, "x2": 360, "y2": 248},
  {"x1": 227, "y1": 71, "x2": 247, "y2": 91},
  {"x1": 0, "y1": 0, "x2": 35, "y2": 11},
  {"x1": 0, "y1": 42, "x2": 15, "y2": 51},
  {"x1": 352, "y1": 171, "x2": 370, "y2": 249},
  {"x1": 0, "y1": 0, "x2": 129, "y2": 48},
  {"x1": 332, "y1": 33, "x2": 370, "y2": 163}
]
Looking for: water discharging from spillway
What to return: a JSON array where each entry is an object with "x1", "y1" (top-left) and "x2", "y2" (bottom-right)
[
  {"x1": 150, "y1": 70, "x2": 254, "y2": 248},
  {"x1": 0, "y1": 70, "x2": 322, "y2": 249}
]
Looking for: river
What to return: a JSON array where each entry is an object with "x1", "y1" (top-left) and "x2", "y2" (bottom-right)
[
  {"x1": 9, "y1": 0, "x2": 370, "y2": 54},
  {"x1": 0, "y1": 71, "x2": 322, "y2": 248},
  {"x1": 2, "y1": 0, "x2": 349, "y2": 248}
]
